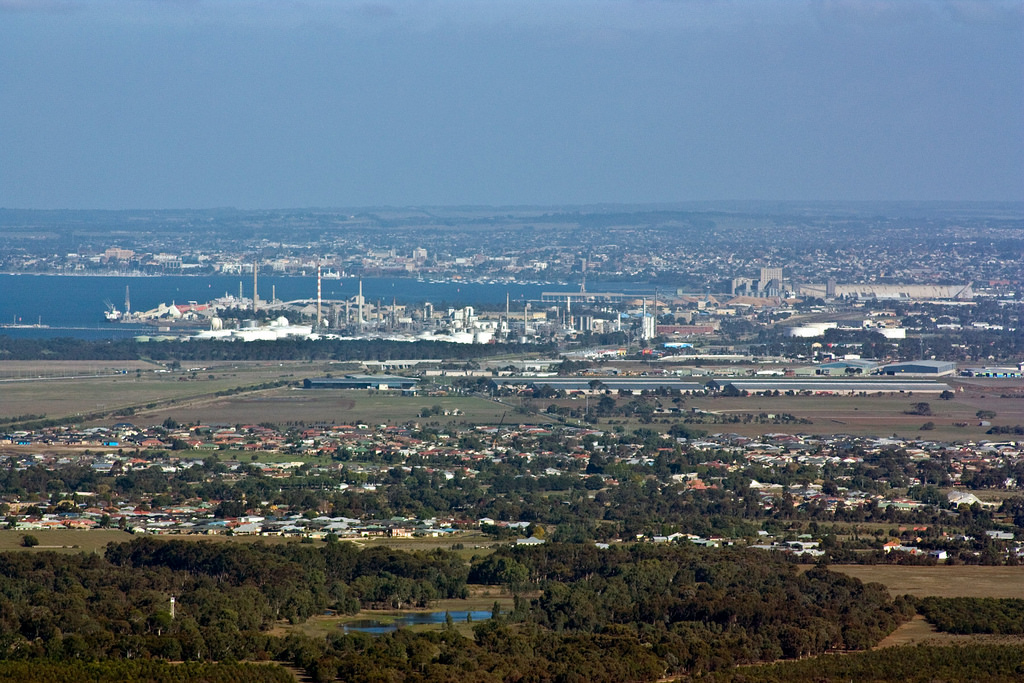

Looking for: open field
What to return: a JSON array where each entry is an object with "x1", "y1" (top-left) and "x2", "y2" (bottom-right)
[
  {"x1": 685, "y1": 391, "x2": 1023, "y2": 440},
  {"x1": 145, "y1": 391, "x2": 540, "y2": 428},
  {"x1": 830, "y1": 565, "x2": 1024, "y2": 599},
  {"x1": 0, "y1": 360, "x2": 158, "y2": 380},
  {"x1": 3, "y1": 356, "x2": 1021, "y2": 438},
  {"x1": 0, "y1": 529, "x2": 132, "y2": 554},
  {"x1": 0, "y1": 528, "x2": 315, "y2": 553},
  {"x1": 875, "y1": 615, "x2": 1024, "y2": 649},
  {"x1": 0, "y1": 528, "x2": 498, "y2": 558},
  {"x1": 547, "y1": 379, "x2": 1024, "y2": 439},
  {"x1": 0, "y1": 361, "x2": 332, "y2": 426}
]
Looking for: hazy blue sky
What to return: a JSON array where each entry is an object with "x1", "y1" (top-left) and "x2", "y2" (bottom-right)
[{"x1": 1, "y1": 0, "x2": 1021, "y2": 209}]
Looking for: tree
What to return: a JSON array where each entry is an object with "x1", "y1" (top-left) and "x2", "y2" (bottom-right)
[
  {"x1": 21, "y1": 534, "x2": 39, "y2": 548},
  {"x1": 939, "y1": 390, "x2": 955, "y2": 400},
  {"x1": 907, "y1": 402, "x2": 932, "y2": 416}
]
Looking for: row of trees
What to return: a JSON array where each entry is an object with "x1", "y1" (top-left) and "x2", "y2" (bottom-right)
[
  {"x1": 0, "y1": 661, "x2": 292, "y2": 683},
  {"x1": 702, "y1": 644, "x2": 1024, "y2": 682}
]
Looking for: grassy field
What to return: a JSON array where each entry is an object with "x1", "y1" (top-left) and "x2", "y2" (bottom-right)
[
  {"x1": 685, "y1": 392, "x2": 1022, "y2": 440},
  {"x1": 0, "y1": 528, "x2": 499, "y2": 558},
  {"x1": 875, "y1": 615, "x2": 1024, "y2": 649},
  {"x1": 547, "y1": 380, "x2": 1023, "y2": 439},
  {"x1": 0, "y1": 362, "x2": 331, "y2": 426},
  {"x1": 0, "y1": 529, "x2": 133, "y2": 554},
  {"x1": 830, "y1": 565, "x2": 1024, "y2": 599},
  {"x1": 3, "y1": 357, "x2": 1021, "y2": 438},
  {"x1": 144, "y1": 391, "x2": 538, "y2": 428},
  {"x1": 0, "y1": 360, "x2": 158, "y2": 380}
]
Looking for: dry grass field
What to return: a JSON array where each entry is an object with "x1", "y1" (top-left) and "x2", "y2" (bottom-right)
[
  {"x1": 144, "y1": 391, "x2": 538, "y2": 428},
  {"x1": 4, "y1": 355, "x2": 1021, "y2": 439},
  {"x1": 0, "y1": 528, "x2": 317, "y2": 554},
  {"x1": 566, "y1": 377, "x2": 1024, "y2": 439},
  {"x1": 0, "y1": 360, "x2": 157, "y2": 380},
  {"x1": 0, "y1": 528, "x2": 497, "y2": 558},
  {"x1": 875, "y1": 615, "x2": 1024, "y2": 649},
  {"x1": 830, "y1": 565, "x2": 1024, "y2": 599},
  {"x1": 0, "y1": 361, "x2": 331, "y2": 426},
  {"x1": 0, "y1": 529, "x2": 132, "y2": 554}
]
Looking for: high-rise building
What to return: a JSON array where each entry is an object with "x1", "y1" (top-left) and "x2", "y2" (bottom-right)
[{"x1": 759, "y1": 267, "x2": 783, "y2": 295}]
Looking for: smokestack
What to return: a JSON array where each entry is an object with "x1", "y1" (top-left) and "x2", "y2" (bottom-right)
[
  {"x1": 253, "y1": 259, "x2": 258, "y2": 312},
  {"x1": 358, "y1": 279, "x2": 364, "y2": 327},
  {"x1": 316, "y1": 265, "x2": 322, "y2": 330}
]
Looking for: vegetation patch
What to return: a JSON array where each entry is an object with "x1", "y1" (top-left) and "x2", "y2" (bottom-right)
[
  {"x1": 917, "y1": 597, "x2": 1024, "y2": 635},
  {"x1": 0, "y1": 660, "x2": 293, "y2": 683},
  {"x1": 699, "y1": 644, "x2": 1024, "y2": 682}
]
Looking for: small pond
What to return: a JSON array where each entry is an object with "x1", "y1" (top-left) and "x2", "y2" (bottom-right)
[{"x1": 342, "y1": 610, "x2": 494, "y2": 635}]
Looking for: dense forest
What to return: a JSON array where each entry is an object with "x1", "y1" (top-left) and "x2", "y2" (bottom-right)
[
  {"x1": 917, "y1": 597, "x2": 1024, "y2": 635},
  {"x1": 0, "y1": 539, "x2": 917, "y2": 680}
]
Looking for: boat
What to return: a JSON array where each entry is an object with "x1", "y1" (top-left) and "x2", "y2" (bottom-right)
[{"x1": 103, "y1": 300, "x2": 122, "y2": 321}]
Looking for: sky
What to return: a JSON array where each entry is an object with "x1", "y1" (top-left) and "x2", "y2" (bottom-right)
[{"x1": 0, "y1": 0, "x2": 1021, "y2": 209}]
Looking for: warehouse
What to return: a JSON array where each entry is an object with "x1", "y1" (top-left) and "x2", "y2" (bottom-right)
[
  {"x1": 303, "y1": 375, "x2": 419, "y2": 390},
  {"x1": 813, "y1": 359, "x2": 879, "y2": 375},
  {"x1": 715, "y1": 379, "x2": 953, "y2": 395},
  {"x1": 491, "y1": 377, "x2": 704, "y2": 395},
  {"x1": 877, "y1": 360, "x2": 956, "y2": 377}
]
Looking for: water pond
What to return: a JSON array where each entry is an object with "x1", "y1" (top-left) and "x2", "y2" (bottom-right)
[{"x1": 342, "y1": 610, "x2": 493, "y2": 635}]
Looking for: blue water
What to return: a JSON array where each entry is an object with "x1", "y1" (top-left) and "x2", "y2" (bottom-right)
[
  {"x1": 342, "y1": 610, "x2": 493, "y2": 635},
  {"x1": 0, "y1": 274, "x2": 565, "y2": 339}
]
